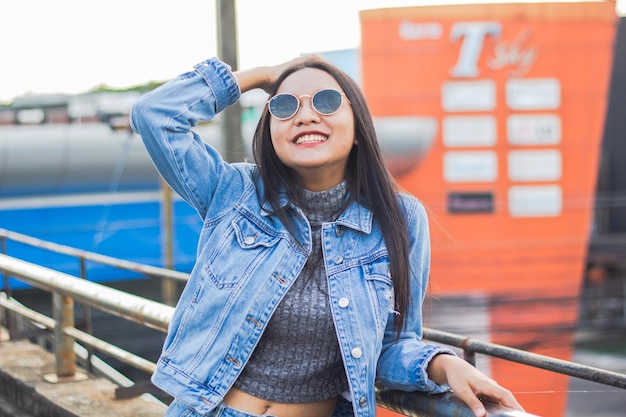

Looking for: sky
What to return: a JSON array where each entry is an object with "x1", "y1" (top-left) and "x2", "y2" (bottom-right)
[{"x1": 2, "y1": 0, "x2": 625, "y2": 103}]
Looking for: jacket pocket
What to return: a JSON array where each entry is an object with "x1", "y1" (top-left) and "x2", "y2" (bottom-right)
[
  {"x1": 203, "y1": 215, "x2": 281, "y2": 289},
  {"x1": 363, "y1": 257, "x2": 395, "y2": 335}
]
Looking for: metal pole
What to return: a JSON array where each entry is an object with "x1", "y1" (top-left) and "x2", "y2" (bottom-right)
[
  {"x1": 216, "y1": 0, "x2": 244, "y2": 163},
  {"x1": 160, "y1": 177, "x2": 177, "y2": 306},
  {"x1": 44, "y1": 292, "x2": 87, "y2": 382},
  {"x1": 0, "y1": 254, "x2": 174, "y2": 333},
  {"x1": 0, "y1": 235, "x2": 15, "y2": 338},
  {"x1": 53, "y1": 292, "x2": 76, "y2": 377},
  {"x1": 0, "y1": 228, "x2": 188, "y2": 283},
  {"x1": 424, "y1": 327, "x2": 626, "y2": 389}
]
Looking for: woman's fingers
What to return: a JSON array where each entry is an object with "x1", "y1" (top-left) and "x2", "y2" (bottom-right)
[
  {"x1": 450, "y1": 383, "x2": 488, "y2": 417},
  {"x1": 444, "y1": 360, "x2": 525, "y2": 416}
]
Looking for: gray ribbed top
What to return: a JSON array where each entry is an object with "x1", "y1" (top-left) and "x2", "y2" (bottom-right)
[{"x1": 233, "y1": 181, "x2": 349, "y2": 402}]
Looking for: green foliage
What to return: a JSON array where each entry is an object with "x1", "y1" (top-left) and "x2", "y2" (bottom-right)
[{"x1": 88, "y1": 81, "x2": 166, "y2": 94}]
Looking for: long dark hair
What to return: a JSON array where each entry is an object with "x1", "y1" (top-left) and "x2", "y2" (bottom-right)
[{"x1": 252, "y1": 59, "x2": 411, "y2": 336}]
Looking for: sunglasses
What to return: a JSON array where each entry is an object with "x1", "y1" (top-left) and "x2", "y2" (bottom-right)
[{"x1": 267, "y1": 89, "x2": 349, "y2": 120}]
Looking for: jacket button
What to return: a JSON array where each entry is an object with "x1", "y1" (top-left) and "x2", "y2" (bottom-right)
[
  {"x1": 338, "y1": 297, "x2": 350, "y2": 308},
  {"x1": 244, "y1": 236, "x2": 255, "y2": 245},
  {"x1": 334, "y1": 255, "x2": 343, "y2": 264},
  {"x1": 335, "y1": 226, "x2": 344, "y2": 236},
  {"x1": 351, "y1": 347, "x2": 363, "y2": 358},
  {"x1": 359, "y1": 397, "x2": 367, "y2": 407}
]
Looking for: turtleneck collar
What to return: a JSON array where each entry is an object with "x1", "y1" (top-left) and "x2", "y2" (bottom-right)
[{"x1": 296, "y1": 181, "x2": 348, "y2": 223}]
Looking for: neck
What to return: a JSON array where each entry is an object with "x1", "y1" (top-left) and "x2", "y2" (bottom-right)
[{"x1": 298, "y1": 169, "x2": 345, "y2": 192}]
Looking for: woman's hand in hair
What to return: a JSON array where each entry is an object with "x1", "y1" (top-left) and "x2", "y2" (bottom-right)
[
  {"x1": 234, "y1": 55, "x2": 326, "y2": 95},
  {"x1": 427, "y1": 353, "x2": 524, "y2": 417}
]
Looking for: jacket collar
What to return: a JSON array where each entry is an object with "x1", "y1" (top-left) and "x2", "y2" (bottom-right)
[
  {"x1": 260, "y1": 186, "x2": 373, "y2": 234},
  {"x1": 336, "y1": 199, "x2": 373, "y2": 234}
]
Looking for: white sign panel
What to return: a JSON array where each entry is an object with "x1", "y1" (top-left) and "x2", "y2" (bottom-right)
[
  {"x1": 508, "y1": 150, "x2": 562, "y2": 182},
  {"x1": 442, "y1": 80, "x2": 496, "y2": 112},
  {"x1": 399, "y1": 21, "x2": 443, "y2": 40},
  {"x1": 444, "y1": 151, "x2": 498, "y2": 183},
  {"x1": 508, "y1": 185, "x2": 562, "y2": 217},
  {"x1": 443, "y1": 116, "x2": 497, "y2": 147},
  {"x1": 507, "y1": 114, "x2": 561, "y2": 145},
  {"x1": 506, "y1": 78, "x2": 561, "y2": 110}
]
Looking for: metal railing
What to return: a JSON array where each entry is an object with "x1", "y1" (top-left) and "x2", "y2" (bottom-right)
[{"x1": 1, "y1": 228, "x2": 625, "y2": 416}]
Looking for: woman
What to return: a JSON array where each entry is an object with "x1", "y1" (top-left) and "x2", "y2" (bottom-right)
[{"x1": 130, "y1": 55, "x2": 523, "y2": 417}]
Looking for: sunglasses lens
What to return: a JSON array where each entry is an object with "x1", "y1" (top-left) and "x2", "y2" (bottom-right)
[
  {"x1": 313, "y1": 89, "x2": 343, "y2": 115},
  {"x1": 269, "y1": 94, "x2": 299, "y2": 119}
]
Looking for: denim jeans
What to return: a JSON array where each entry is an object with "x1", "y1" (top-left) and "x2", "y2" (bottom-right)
[
  {"x1": 165, "y1": 400, "x2": 276, "y2": 417},
  {"x1": 164, "y1": 396, "x2": 355, "y2": 417}
]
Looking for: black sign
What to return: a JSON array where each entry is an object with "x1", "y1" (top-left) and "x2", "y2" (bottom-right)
[{"x1": 448, "y1": 192, "x2": 494, "y2": 214}]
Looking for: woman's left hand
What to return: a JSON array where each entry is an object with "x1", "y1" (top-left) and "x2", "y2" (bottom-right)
[{"x1": 427, "y1": 353, "x2": 525, "y2": 417}]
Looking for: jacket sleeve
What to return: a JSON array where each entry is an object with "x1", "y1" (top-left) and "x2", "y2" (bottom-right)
[
  {"x1": 376, "y1": 195, "x2": 456, "y2": 393},
  {"x1": 129, "y1": 58, "x2": 242, "y2": 219}
]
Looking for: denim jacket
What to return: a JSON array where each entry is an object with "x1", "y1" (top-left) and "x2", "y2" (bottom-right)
[{"x1": 130, "y1": 57, "x2": 453, "y2": 417}]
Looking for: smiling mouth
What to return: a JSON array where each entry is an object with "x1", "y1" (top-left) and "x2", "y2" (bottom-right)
[{"x1": 295, "y1": 134, "x2": 328, "y2": 145}]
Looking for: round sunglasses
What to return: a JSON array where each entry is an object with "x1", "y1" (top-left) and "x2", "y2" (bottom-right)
[{"x1": 267, "y1": 89, "x2": 349, "y2": 120}]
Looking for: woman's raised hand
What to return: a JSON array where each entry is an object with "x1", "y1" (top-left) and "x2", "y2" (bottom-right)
[{"x1": 234, "y1": 54, "x2": 325, "y2": 95}]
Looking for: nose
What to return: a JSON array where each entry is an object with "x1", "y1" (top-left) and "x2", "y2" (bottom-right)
[{"x1": 294, "y1": 97, "x2": 320, "y2": 124}]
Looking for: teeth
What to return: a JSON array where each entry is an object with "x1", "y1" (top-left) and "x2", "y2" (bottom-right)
[{"x1": 296, "y1": 134, "x2": 327, "y2": 144}]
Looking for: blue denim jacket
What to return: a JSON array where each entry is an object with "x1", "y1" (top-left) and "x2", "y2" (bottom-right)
[{"x1": 130, "y1": 58, "x2": 453, "y2": 417}]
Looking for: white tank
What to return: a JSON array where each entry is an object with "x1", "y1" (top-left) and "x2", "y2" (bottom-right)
[{"x1": 0, "y1": 95, "x2": 434, "y2": 197}]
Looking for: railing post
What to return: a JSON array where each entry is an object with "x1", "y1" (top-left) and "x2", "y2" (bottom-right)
[
  {"x1": 78, "y1": 256, "x2": 94, "y2": 372},
  {"x1": 44, "y1": 292, "x2": 87, "y2": 383},
  {"x1": 0, "y1": 235, "x2": 15, "y2": 339},
  {"x1": 460, "y1": 337, "x2": 477, "y2": 366},
  {"x1": 463, "y1": 349, "x2": 477, "y2": 366}
]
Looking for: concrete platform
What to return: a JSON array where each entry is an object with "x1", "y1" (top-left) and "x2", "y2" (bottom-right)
[{"x1": 0, "y1": 339, "x2": 166, "y2": 417}]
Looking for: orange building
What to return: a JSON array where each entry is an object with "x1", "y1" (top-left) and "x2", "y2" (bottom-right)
[{"x1": 360, "y1": 2, "x2": 619, "y2": 416}]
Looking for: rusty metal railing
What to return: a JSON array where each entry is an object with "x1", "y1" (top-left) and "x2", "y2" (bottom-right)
[
  {"x1": 0, "y1": 228, "x2": 188, "y2": 283},
  {"x1": 0, "y1": 253, "x2": 539, "y2": 417},
  {"x1": 1, "y1": 228, "x2": 625, "y2": 416}
]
